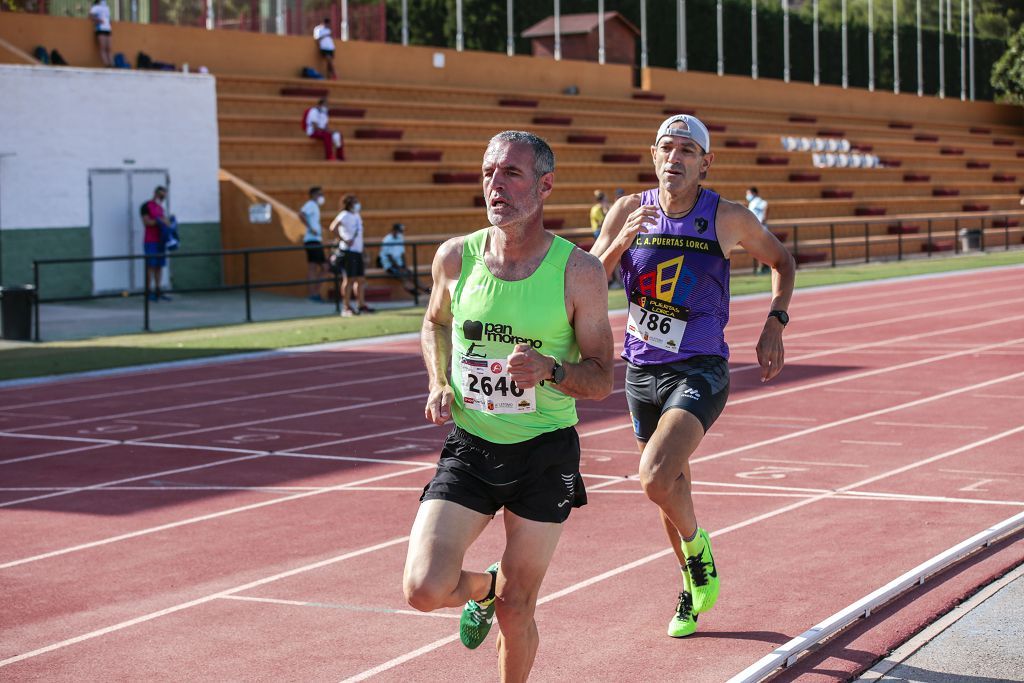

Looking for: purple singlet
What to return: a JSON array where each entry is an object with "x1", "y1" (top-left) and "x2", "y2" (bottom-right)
[{"x1": 620, "y1": 187, "x2": 730, "y2": 365}]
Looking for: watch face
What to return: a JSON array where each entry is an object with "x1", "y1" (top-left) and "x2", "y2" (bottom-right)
[
  {"x1": 553, "y1": 363, "x2": 566, "y2": 384},
  {"x1": 771, "y1": 310, "x2": 789, "y2": 325}
]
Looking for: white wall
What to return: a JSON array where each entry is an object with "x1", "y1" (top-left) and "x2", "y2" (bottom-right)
[{"x1": 0, "y1": 65, "x2": 219, "y2": 229}]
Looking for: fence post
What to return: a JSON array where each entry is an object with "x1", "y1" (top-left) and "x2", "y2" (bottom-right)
[
  {"x1": 927, "y1": 220, "x2": 933, "y2": 258},
  {"x1": 143, "y1": 256, "x2": 151, "y2": 332},
  {"x1": 412, "y1": 243, "x2": 420, "y2": 307},
  {"x1": 830, "y1": 223, "x2": 836, "y2": 267},
  {"x1": 792, "y1": 225, "x2": 800, "y2": 268},
  {"x1": 1004, "y1": 217, "x2": 1009, "y2": 250},
  {"x1": 979, "y1": 217, "x2": 986, "y2": 251},
  {"x1": 243, "y1": 251, "x2": 252, "y2": 322},
  {"x1": 33, "y1": 261, "x2": 41, "y2": 342},
  {"x1": 864, "y1": 222, "x2": 870, "y2": 263},
  {"x1": 897, "y1": 222, "x2": 903, "y2": 260}
]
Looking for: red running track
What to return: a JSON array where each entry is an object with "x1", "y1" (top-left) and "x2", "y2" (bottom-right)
[{"x1": 1, "y1": 266, "x2": 1022, "y2": 681}]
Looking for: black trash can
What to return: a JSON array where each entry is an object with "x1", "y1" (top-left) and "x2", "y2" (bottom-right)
[
  {"x1": 958, "y1": 228, "x2": 982, "y2": 251},
  {"x1": 0, "y1": 285, "x2": 36, "y2": 341}
]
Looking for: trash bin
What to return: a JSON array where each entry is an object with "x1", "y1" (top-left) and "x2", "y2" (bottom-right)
[
  {"x1": 958, "y1": 228, "x2": 982, "y2": 251},
  {"x1": 0, "y1": 285, "x2": 36, "y2": 341}
]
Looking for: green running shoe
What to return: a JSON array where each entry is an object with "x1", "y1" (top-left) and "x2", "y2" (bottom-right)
[
  {"x1": 685, "y1": 528, "x2": 719, "y2": 614},
  {"x1": 459, "y1": 562, "x2": 499, "y2": 649},
  {"x1": 667, "y1": 589, "x2": 698, "y2": 638}
]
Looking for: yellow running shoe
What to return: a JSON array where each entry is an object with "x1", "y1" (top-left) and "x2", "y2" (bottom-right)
[
  {"x1": 684, "y1": 528, "x2": 719, "y2": 614},
  {"x1": 667, "y1": 566, "x2": 698, "y2": 637}
]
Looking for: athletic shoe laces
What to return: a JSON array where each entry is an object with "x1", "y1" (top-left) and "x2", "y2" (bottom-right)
[
  {"x1": 675, "y1": 591, "x2": 694, "y2": 618},
  {"x1": 686, "y1": 554, "x2": 709, "y2": 587},
  {"x1": 466, "y1": 601, "x2": 491, "y2": 626}
]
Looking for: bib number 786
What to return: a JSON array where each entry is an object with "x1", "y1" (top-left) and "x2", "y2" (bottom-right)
[{"x1": 636, "y1": 309, "x2": 672, "y2": 335}]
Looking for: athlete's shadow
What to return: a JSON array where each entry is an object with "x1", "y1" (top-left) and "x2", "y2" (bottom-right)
[{"x1": 687, "y1": 629, "x2": 790, "y2": 645}]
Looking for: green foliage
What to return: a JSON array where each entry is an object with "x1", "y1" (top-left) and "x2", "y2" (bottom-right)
[{"x1": 991, "y1": 23, "x2": 1024, "y2": 103}]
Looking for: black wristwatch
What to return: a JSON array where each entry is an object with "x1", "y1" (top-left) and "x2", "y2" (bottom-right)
[
  {"x1": 767, "y1": 310, "x2": 789, "y2": 327},
  {"x1": 550, "y1": 359, "x2": 566, "y2": 384}
]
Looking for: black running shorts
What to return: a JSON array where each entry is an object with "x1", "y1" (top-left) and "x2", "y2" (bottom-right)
[
  {"x1": 304, "y1": 241, "x2": 326, "y2": 264},
  {"x1": 625, "y1": 354, "x2": 730, "y2": 440},
  {"x1": 419, "y1": 425, "x2": 586, "y2": 524}
]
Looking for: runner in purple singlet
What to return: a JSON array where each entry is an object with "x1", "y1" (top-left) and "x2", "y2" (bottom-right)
[{"x1": 590, "y1": 114, "x2": 796, "y2": 637}]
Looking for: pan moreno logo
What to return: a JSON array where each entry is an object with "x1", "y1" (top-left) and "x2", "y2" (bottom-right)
[{"x1": 462, "y1": 319, "x2": 543, "y2": 348}]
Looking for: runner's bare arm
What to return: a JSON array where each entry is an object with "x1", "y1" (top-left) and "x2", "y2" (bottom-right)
[
  {"x1": 719, "y1": 201, "x2": 796, "y2": 383},
  {"x1": 508, "y1": 249, "x2": 614, "y2": 398},
  {"x1": 421, "y1": 237, "x2": 464, "y2": 425},
  {"x1": 589, "y1": 194, "x2": 658, "y2": 280}
]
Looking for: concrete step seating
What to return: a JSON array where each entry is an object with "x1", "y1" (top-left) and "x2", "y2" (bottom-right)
[{"x1": 214, "y1": 74, "x2": 1023, "y2": 296}]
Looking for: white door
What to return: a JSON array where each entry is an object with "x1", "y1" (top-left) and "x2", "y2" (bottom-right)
[
  {"x1": 129, "y1": 170, "x2": 170, "y2": 291},
  {"x1": 89, "y1": 170, "x2": 131, "y2": 294}
]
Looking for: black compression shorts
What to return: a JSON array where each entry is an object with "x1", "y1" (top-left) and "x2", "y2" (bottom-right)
[
  {"x1": 625, "y1": 354, "x2": 730, "y2": 440},
  {"x1": 419, "y1": 425, "x2": 586, "y2": 523}
]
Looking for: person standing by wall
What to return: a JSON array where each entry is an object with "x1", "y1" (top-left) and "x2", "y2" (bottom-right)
[
  {"x1": 303, "y1": 97, "x2": 345, "y2": 161},
  {"x1": 300, "y1": 186, "x2": 328, "y2": 302},
  {"x1": 330, "y1": 194, "x2": 370, "y2": 316},
  {"x1": 589, "y1": 190, "x2": 610, "y2": 239},
  {"x1": 313, "y1": 18, "x2": 338, "y2": 80},
  {"x1": 89, "y1": 0, "x2": 113, "y2": 68},
  {"x1": 141, "y1": 186, "x2": 171, "y2": 302}
]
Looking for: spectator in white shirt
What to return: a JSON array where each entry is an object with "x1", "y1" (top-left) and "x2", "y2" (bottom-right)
[
  {"x1": 300, "y1": 186, "x2": 328, "y2": 302},
  {"x1": 89, "y1": 0, "x2": 113, "y2": 67},
  {"x1": 330, "y1": 194, "x2": 371, "y2": 316},
  {"x1": 303, "y1": 97, "x2": 345, "y2": 161},
  {"x1": 746, "y1": 186, "x2": 771, "y2": 274},
  {"x1": 379, "y1": 223, "x2": 421, "y2": 296},
  {"x1": 313, "y1": 18, "x2": 337, "y2": 80}
]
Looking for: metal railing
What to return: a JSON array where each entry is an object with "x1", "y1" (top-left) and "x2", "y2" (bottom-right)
[
  {"x1": 31, "y1": 238, "x2": 416, "y2": 341},
  {"x1": 762, "y1": 209, "x2": 1024, "y2": 272},
  {"x1": 28, "y1": 213, "x2": 1023, "y2": 341}
]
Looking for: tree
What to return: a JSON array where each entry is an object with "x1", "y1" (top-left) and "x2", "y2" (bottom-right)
[{"x1": 991, "y1": 23, "x2": 1024, "y2": 103}]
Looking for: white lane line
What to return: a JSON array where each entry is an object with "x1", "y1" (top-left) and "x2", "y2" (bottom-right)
[
  {"x1": 975, "y1": 393, "x2": 1024, "y2": 400},
  {"x1": 341, "y1": 423, "x2": 1024, "y2": 681},
  {"x1": 739, "y1": 457, "x2": 869, "y2": 468},
  {"x1": 692, "y1": 365, "x2": 1024, "y2": 467},
  {"x1": 218, "y1": 594, "x2": 460, "y2": 620},
  {"x1": 840, "y1": 439, "x2": 903, "y2": 446},
  {"x1": 0, "y1": 454, "x2": 268, "y2": 510},
  {"x1": 725, "y1": 415, "x2": 819, "y2": 422},
  {"x1": 825, "y1": 388, "x2": 921, "y2": 395},
  {"x1": 873, "y1": 420, "x2": 987, "y2": 430},
  {"x1": 247, "y1": 427, "x2": 345, "y2": 437},
  {"x1": 0, "y1": 535, "x2": 414, "y2": 669},
  {"x1": 0, "y1": 475, "x2": 625, "y2": 667},
  {"x1": 940, "y1": 468, "x2": 1024, "y2": 478},
  {"x1": 0, "y1": 353, "x2": 412, "y2": 412},
  {"x1": 0, "y1": 443, "x2": 111, "y2": 466},
  {"x1": 5, "y1": 370, "x2": 428, "y2": 434},
  {"x1": 113, "y1": 419, "x2": 201, "y2": 428},
  {"x1": 0, "y1": 464, "x2": 430, "y2": 570}
]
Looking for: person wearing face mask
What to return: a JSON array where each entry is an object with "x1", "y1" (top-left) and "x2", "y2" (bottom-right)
[
  {"x1": 590, "y1": 115, "x2": 794, "y2": 638},
  {"x1": 329, "y1": 194, "x2": 370, "y2": 316},
  {"x1": 300, "y1": 186, "x2": 328, "y2": 302},
  {"x1": 746, "y1": 187, "x2": 770, "y2": 274},
  {"x1": 141, "y1": 186, "x2": 172, "y2": 302},
  {"x1": 303, "y1": 97, "x2": 345, "y2": 161}
]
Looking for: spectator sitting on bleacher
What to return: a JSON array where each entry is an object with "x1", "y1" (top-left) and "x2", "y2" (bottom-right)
[
  {"x1": 303, "y1": 97, "x2": 345, "y2": 161},
  {"x1": 378, "y1": 222, "x2": 421, "y2": 295},
  {"x1": 313, "y1": 18, "x2": 338, "y2": 80},
  {"x1": 89, "y1": 0, "x2": 113, "y2": 68}
]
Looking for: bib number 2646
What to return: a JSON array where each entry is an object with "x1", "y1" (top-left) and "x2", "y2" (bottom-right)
[{"x1": 460, "y1": 357, "x2": 536, "y2": 414}]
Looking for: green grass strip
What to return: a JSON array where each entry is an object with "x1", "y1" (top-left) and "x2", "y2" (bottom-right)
[{"x1": 2, "y1": 251, "x2": 1021, "y2": 382}]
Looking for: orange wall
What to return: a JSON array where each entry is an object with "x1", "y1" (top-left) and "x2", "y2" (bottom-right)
[
  {"x1": 643, "y1": 67, "x2": 1023, "y2": 127},
  {"x1": 0, "y1": 13, "x2": 635, "y2": 98}
]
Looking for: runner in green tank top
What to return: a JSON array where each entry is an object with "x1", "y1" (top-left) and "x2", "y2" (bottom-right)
[{"x1": 403, "y1": 132, "x2": 614, "y2": 682}]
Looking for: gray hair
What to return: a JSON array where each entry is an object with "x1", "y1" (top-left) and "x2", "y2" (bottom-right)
[{"x1": 487, "y1": 130, "x2": 555, "y2": 179}]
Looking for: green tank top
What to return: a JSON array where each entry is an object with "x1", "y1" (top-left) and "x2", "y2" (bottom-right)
[{"x1": 450, "y1": 228, "x2": 580, "y2": 444}]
